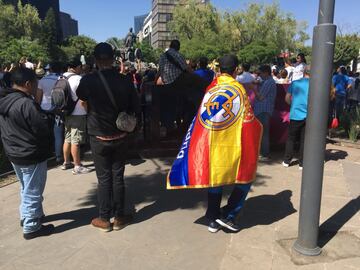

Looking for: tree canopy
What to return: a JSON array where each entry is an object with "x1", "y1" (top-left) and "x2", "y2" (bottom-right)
[
  {"x1": 0, "y1": 38, "x2": 48, "y2": 64},
  {"x1": 170, "y1": 0, "x2": 309, "y2": 64},
  {"x1": 334, "y1": 33, "x2": 360, "y2": 68},
  {"x1": 106, "y1": 37, "x2": 124, "y2": 51},
  {"x1": 61, "y1": 35, "x2": 97, "y2": 63},
  {"x1": 0, "y1": 0, "x2": 97, "y2": 65}
]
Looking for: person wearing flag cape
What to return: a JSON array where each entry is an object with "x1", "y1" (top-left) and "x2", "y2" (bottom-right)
[{"x1": 167, "y1": 55, "x2": 263, "y2": 233}]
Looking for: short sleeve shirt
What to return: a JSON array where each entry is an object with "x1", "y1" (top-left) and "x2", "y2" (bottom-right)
[
  {"x1": 63, "y1": 72, "x2": 86, "y2": 116},
  {"x1": 292, "y1": 63, "x2": 306, "y2": 81},
  {"x1": 76, "y1": 69, "x2": 140, "y2": 136},
  {"x1": 38, "y1": 73, "x2": 59, "y2": 111},
  {"x1": 288, "y1": 78, "x2": 309, "y2": 121}
]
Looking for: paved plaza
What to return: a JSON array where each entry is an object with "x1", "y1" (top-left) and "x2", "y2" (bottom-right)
[{"x1": 0, "y1": 144, "x2": 359, "y2": 270}]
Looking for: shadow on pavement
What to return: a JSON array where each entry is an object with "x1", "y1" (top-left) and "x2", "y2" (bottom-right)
[
  {"x1": 319, "y1": 196, "x2": 360, "y2": 248},
  {"x1": 46, "y1": 207, "x2": 98, "y2": 234},
  {"x1": 44, "y1": 184, "x2": 98, "y2": 233},
  {"x1": 128, "y1": 172, "x2": 208, "y2": 224},
  {"x1": 45, "y1": 158, "x2": 274, "y2": 232},
  {"x1": 194, "y1": 190, "x2": 296, "y2": 231},
  {"x1": 236, "y1": 190, "x2": 297, "y2": 229},
  {"x1": 325, "y1": 149, "x2": 348, "y2": 162}
]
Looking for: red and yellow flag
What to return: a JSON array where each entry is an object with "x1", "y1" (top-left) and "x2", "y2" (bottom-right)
[{"x1": 167, "y1": 74, "x2": 263, "y2": 189}]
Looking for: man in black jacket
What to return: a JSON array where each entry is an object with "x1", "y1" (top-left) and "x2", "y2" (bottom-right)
[
  {"x1": 0, "y1": 68, "x2": 54, "y2": 240},
  {"x1": 77, "y1": 43, "x2": 140, "y2": 232}
]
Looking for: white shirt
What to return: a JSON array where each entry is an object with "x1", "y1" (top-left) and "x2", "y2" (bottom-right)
[
  {"x1": 285, "y1": 66, "x2": 295, "y2": 81},
  {"x1": 292, "y1": 63, "x2": 306, "y2": 81},
  {"x1": 80, "y1": 55, "x2": 86, "y2": 65},
  {"x1": 236, "y1": 72, "x2": 255, "y2": 84},
  {"x1": 38, "y1": 73, "x2": 59, "y2": 111},
  {"x1": 25, "y1": 61, "x2": 34, "y2": 69},
  {"x1": 63, "y1": 72, "x2": 87, "y2": 116}
]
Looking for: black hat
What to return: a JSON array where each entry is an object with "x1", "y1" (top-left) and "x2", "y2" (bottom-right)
[
  {"x1": 94, "y1": 42, "x2": 114, "y2": 60},
  {"x1": 219, "y1": 55, "x2": 239, "y2": 73}
]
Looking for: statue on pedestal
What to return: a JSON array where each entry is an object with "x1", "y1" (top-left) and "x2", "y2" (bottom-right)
[{"x1": 125, "y1": 28, "x2": 137, "y2": 49}]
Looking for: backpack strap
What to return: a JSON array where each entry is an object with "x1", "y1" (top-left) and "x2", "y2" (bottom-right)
[
  {"x1": 63, "y1": 73, "x2": 77, "y2": 80},
  {"x1": 61, "y1": 73, "x2": 79, "y2": 103}
]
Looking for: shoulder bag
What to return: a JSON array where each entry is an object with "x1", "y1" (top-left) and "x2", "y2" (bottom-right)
[{"x1": 97, "y1": 71, "x2": 137, "y2": 133}]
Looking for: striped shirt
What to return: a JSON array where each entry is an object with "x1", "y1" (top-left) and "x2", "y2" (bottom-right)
[{"x1": 254, "y1": 77, "x2": 277, "y2": 116}]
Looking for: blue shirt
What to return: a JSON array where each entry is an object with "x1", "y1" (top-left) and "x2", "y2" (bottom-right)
[
  {"x1": 332, "y1": 74, "x2": 349, "y2": 97},
  {"x1": 194, "y1": 68, "x2": 215, "y2": 85},
  {"x1": 254, "y1": 77, "x2": 277, "y2": 116},
  {"x1": 288, "y1": 78, "x2": 309, "y2": 121}
]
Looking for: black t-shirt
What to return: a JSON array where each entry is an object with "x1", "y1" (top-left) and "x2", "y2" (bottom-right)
[{"x1": 76, "y1": 69, "x2": 140, "y2": 136}]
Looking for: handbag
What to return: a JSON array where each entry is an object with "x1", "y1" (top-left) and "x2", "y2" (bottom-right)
[{"x1": 97, "y1": 71, "x2": 137, "y2": 133}]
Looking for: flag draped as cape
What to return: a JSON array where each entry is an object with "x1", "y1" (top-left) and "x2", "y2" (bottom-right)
[{"x1": 167, "y1": 74, "x2": 262, "y2": 189}]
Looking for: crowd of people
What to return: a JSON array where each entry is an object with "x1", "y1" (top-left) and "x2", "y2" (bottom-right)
[{"x1": 0, "y1": 39, "x2": 359, "y2": 239}]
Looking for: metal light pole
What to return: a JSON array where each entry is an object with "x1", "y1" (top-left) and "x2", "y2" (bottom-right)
[{"x1": 293, "y1": 0, "x2": 337, "y2": 256}]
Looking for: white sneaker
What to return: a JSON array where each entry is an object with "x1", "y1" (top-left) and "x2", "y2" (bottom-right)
[
  {"x1": 72, "y1": 166, "x2": 91, "y2": 175},
  {"x1": 282, "y1": 161, "x2": 290, "y2": 168}
]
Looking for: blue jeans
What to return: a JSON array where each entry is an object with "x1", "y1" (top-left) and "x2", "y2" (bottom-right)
[
  {"x1": 256, "y1": 112, "x2": 271, "y2": 157},
  {"x1": 12, "y1": 161, "x2": 47, "y2": 233},
  {"x1": 54, "y1": 121, "x2": 64, "y2": 160},
  {"x1": 335, "y1": 95, "x2": 345, "y2": 121},
  {"x1": 206, "y1": 183, "x2": 252, "y2": 221}
]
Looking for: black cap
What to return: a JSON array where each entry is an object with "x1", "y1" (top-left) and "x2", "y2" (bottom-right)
[
  {"x1": 219, "y1": 55, "x2": 239, "y2": 73},
  {"x1": 94, "y1": 42, "x2": 114, "y2": 60}
]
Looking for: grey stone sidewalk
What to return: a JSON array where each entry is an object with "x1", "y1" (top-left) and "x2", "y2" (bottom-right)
[{"x1": 0, "y1": 144, "x2": 359, "y2": 270}]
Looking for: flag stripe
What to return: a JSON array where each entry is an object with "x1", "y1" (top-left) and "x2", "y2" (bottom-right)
[{"x1": 188, "y1": 117, "x2": 210, "y2": 186}]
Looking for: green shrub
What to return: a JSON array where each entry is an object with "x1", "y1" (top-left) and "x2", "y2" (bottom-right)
[
  {"x1": 341, "y1": 107, "x2": 360, "y2": 141},
  {"x1": 349, "y1": 124, "x2": 360, "y2": 142}
]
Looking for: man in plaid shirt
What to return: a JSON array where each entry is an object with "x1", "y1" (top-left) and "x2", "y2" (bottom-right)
[
  {"x1": 159, "y1": 40, "x2": 188, "y2": 85},
  {"x1": 253, "y1": 65, "x2": 277, "y2": 161},
  {"x1": 158, "y1": 40, "x2": 208, "y2": 130}
]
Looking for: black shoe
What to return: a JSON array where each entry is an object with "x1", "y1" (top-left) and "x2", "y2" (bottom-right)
[
  {"x1": 20, "y1": 215, "x2": 46, "y2": 227},
  {"x1": 216, "y1": 218, "x2": 240, "y2": 232},
  {"x1": 208, "y1": 220, "x2": 221, "y2": 233},
  {"x1": 23, "y1": 224, "x2": 55, "y2": 240}
]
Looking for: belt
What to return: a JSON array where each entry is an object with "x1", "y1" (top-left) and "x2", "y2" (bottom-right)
[{"x1": 96, "y1": 133, "x2": 127, "y2": 141}]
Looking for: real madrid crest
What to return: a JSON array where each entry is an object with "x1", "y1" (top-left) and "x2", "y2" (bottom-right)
[{"x1": 199, "y1": 84, "x2": 245, "y2": 130}]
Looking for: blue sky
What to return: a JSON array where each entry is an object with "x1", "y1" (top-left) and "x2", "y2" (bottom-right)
[{"x1": 60, "y1": 0, "x2": 359, "y2": 42}]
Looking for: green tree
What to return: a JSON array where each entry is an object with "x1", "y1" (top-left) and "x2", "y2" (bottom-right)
[
  {"x1": 0, "y1": 1, "x2": 19, "y2": 40},
  {"x1": 106, "y1": 37, "x2": 124, "y2": 50},
  {"x1": 0, "y1": 37, "x2": 49, "y2": 64},
  {"x1": 170, "y1": 0, "x2": 224, "y2": 59},
  {"x1": 137, "y1": 40, "x2": 163, "y2": 63},
  {"x1": 15, "y1": 0, "x2": 41, "y2": 40},
  {"x1": 40, "y1": 8, "x2": 59, "y2": 61},
  {"x1": 221, "y1": 3, "x2": 308, "y2": 55},
  {"x1": 334, "y1": 33, "x2": 360, "y2": 67},
  {"x1": 238, "y1": 41, "x2": 278, "y2": 66},
  {"x1": 170, "y1": 0, "x2": 220, "y2": 41},
  {"x1": 61, "y1": 35, "x2": 97, "y2": 63},
  {"x1": 170, "y1": 1, "x2": 309, "y2": 62}
]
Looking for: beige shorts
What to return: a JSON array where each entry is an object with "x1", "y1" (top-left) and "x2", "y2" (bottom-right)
[{"x1": 64, "y1": 115, "x2": 87, "y2": 145}]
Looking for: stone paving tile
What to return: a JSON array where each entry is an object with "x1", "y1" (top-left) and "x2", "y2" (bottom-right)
[{"x1": 0, "y1": 145, "x2": 359, "y2": 270}]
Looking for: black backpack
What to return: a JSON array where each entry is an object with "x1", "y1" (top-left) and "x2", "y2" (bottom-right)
[{"x1": 51, "y1": 74, "x2": 78, "y2": 116}]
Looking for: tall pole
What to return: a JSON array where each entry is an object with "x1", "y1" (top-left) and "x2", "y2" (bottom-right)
[{"x1": 293, "y1": 0, "x2": 337, "y2": 256}]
